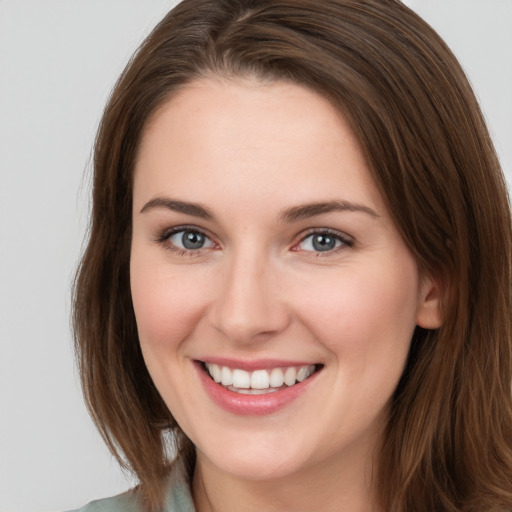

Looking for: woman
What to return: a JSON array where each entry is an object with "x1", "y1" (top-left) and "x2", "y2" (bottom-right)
[{"x1": 72, "y1": 0, "x2": 512, "y2": 510}]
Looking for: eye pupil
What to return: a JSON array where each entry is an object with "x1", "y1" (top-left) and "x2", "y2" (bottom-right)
[
  {"x1": 182, "y1": 231, "x2": 205, "y2": 249},
  {"x1": 312, "y1": 234, "x2": 336, "y2": 251}
]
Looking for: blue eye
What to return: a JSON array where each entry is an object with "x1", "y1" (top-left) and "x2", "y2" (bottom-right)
[
  {"x1": 298, "y1": 231, "x2": 350, "y2": 252},
  {"x1": 168, "y1": 229, "x2": 214, "y2": 251}
]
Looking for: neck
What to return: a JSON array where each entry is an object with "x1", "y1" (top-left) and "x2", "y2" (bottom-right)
[{"x1": 192, "y1": 444, "x2": 380, "y2": 512}]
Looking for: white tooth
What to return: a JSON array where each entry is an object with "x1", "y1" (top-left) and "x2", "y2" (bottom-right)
[
  {"x1": 232, "y1": 369, "x2": 251, "y2": 388},
  {"x1": 230, "y1": 387, "x2": 279, "y2": 395},
  {"x1": 269, "y1": 368, "x2": 284, "y2": 387},
  {"x1": 251, "y1": 370, "x2": 270, "y2": 389},
  {"x1": 284, "y1": 367, "x2": 297, "y2": 386},
  {"x1": 211, "y1": 364, "x2": 222, "y2": 383},
  {"x1": 221, "y1": 366, "x2": 233, "y2": 386},
  {"x1": 296, "y1": 365, "x2": 315, "y2": 382}
]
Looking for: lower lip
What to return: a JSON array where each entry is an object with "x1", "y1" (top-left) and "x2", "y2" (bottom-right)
[{"x1": 195, "y1": 362, "x2": 320, "y2": 416}]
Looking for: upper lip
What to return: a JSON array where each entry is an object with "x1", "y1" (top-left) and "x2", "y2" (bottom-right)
[{"x1": 197, "y1": 357, "x2": 320, "y2": 371}]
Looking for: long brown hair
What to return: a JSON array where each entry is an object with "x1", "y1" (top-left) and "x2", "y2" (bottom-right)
[{"x1": 73, "y1": 1, "x2": 512, "y2": 510}]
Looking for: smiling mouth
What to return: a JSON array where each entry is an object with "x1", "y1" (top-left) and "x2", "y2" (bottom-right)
[{"x1": 201, "y1": 362, "x2": 322, "y2": 395}]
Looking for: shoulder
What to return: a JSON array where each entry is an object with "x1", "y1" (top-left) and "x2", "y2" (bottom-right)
[
  {"x1": 67, "y1": 490, "x2": 143, "y2": 512},
  {"x1": 68, "y1": 458, "x2": 195, "y2": 512}
]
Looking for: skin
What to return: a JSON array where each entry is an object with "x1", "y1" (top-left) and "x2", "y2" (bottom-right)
[{"x1": 130, "y1": 77, "x2": 442, "y2": 512}]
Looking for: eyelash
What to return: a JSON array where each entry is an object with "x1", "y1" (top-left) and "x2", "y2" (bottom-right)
[
  {"x1": 155, "y1": 226, "x2": 353, "y2": 257},
  {"x1": 156, "y1": 225, "x2": 216, "y2": 257},
  {"x1": 295, "y1": 228, "x2": 354, "y2": 256}
]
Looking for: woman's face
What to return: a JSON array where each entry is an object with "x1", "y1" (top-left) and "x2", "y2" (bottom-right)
[{"x1": 130, "y1": 77, "x2": 441, "y2": 482}]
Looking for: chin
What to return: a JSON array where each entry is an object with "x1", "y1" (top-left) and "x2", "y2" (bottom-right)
[{"x1": 194, "y1": 432, "x2": 312, "y2": 482}]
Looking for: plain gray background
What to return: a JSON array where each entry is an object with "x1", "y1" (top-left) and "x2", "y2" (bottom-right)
[{"x1": 0, "y1": 1, "x2": 511, "y2": 511}]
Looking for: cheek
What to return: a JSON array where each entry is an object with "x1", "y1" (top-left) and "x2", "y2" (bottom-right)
[
  {"x1": 129, "y1": 252, "x2": 213, "y2": 415},
  {"x1": 289, "y1": 257, "x2": 419, "y2": 365},
  {"x1": 130, "y1": 253, "x2": 208, "y2": 355}
]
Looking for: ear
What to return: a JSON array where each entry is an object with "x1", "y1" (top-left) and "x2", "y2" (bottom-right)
[{"x1": 416, "y1": 275, "x2": 444, "y2": 329}]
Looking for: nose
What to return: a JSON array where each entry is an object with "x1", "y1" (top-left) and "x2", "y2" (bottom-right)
[{"x1": 208, "y1": 250, "x2": 290, "y2": 344}]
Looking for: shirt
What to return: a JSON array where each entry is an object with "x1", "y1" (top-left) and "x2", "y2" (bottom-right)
[{"x1": 70, "y1": 459, "x2": 195, "y2": 512}]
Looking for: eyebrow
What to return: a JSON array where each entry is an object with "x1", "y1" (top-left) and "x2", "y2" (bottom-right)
[
  {"x1": 140, "y1": 197, "x2": 213, "y2": 219},
  {"x1": 279, "y1": 200, "x2": 379, "y2": 222},
  {"x1": 140, "y1": 197, "x2": 378, "y2": 222}
]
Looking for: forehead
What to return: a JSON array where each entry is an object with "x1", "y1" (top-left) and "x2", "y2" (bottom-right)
[
  {"x1": 139, "y1": 76, "x2": 355, "y2": 151},
  {"x1": 133, "y1": 77, "x2": 384, "y2": 216}
]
